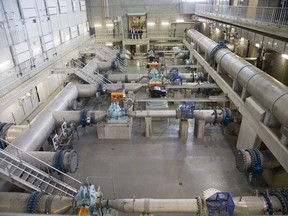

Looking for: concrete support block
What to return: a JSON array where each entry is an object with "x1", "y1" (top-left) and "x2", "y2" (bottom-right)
[
  {"x1": 232, "y1": 79, "x2": 241, "y2": 92},
  {"x1": 97, "y1": 120, "x2": 132, "y2": 139},
  {"x1": 145, "y1": 117, "x2": 152, "y2": 138},
  {"x1": 236, "y1": 118, "x2": 262, "y2": 149},
  {"x1": 173, "y1": 90, "x2": 182, "y2": 105},
  {"x1": 184, "y1": 90, "x2": 192, "y2": 98},
  {"x1": 262, "y1": 169, "x2": 288, "y2": 188},
  {"x1": 240, "y1": 88, "x2": 249, "y2": 101},
  {"x1": 245, "y1": 97, "x2": 265, "y2": 122},
  {"x1": 194, "y1": 119, "x2": 205, "y2": 139},
  {"x1": 179, "y1": 120, "x2": 189, "y2": 139},
  {"x1": 263, "y1": 111, "x2": 281, "y2": 128}
]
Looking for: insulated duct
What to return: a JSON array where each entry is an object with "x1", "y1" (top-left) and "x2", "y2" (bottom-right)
[
  {"x1": 187, "y1": 29, "x2": 288, "y2": 127},
  {"x1": 106, "y1": 74, "x2": 147, "y2": 83}
]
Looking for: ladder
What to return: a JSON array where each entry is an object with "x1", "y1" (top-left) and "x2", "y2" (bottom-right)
[
  {"x1": 72, "y1": 59, "x2": 112, "y2": 84},
  {"x1": 0, "y1": 146, "x2": 81, "y2": 198}
]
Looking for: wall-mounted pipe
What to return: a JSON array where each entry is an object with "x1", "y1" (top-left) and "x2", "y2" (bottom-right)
[
  {"x1": 0, "y1": 192, "x2": 73, "y2": 214},
  {"x1": 52, "y1": 111, "x2": 106, "y2": 126},
  {"x1": 187, "y1": 29, "x2": 288, "y2": 127}
]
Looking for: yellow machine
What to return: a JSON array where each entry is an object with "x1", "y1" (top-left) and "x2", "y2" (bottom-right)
[
  {"x1": 148, "y1": 61, "x2": 159, "y2": 72},
  {"x1": 110, "y1": 92, "x2": 124, "y2": 105}
]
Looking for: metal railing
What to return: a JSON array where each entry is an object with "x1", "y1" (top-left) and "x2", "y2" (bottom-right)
[
  {"x1": 195, "y1": 4, "x2": 288, "y2": 28},
  {"x1": 0, "y1": 138, "x2": 82, "y2": 196}
]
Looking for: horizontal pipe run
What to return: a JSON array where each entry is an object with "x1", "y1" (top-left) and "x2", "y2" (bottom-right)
[
  {"x1": 53, "y1": 111, "x2": 107, "y2": 125},
  {"x1": 106, "y1": 74, "x2": 146, "y2": 83},
  {"x1": 187, "y1": 29, "x2": 288, "y2": 126},
  {"x1": 6, "y1": 83, "x2": 78, "y2": 152},
  {"x1": 18, "y1": 150, "x2": 78, "y2": 173},
  {"x1": 0, "y1": 192, "x2": 73, "y2": 214},
  {"x1": 128, "y1": 109, "x2": 225, "y2": 123},
  {"x1": 106, "y1": 199, "x2": 198, "y2": 213}
]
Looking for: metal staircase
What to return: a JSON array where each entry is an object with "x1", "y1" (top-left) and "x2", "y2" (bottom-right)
[
  {"x1": 94, "y1": 43, "x2": 127, "y2": 73},
  {"x1": 72, "y1": 59, "x2": 112, "y2": 84},
  {"x1": 0, "y1": 140, "x2": 81, "y2": 198}
]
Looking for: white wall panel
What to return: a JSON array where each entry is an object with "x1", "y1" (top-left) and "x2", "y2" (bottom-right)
[
  {"x1": 47, "y1": 7, "x2": 57, "y2": 15},
  {"x1": 43, "y1": 41, "x2": 54, "y2": 51},
  {"x1": 78, "y1": 23, "x2": 84, "y2": 35},
  {"x1": 59, "y1": 0, "x2": 67, "y2": 7},
  {"x1": 46, "y1": 0, "x2": 57, "y2": 7},
  {"x1": 25, "y1": 19, "x2": 39, "y2": 39},
  {"x1": 0, "y1": 47, "x2": 14, "y2": 72},
  {"x1": 22, "y1": 9, "x2": 37, "y2": 18},
  {"x1": 80, "y1": 0, "x2": 86, "y2": 11},
  {"x1": 19, "y1": 0, "x2": 35, "y2": 8},
  {"x1": 72, "y1": 1, "x2": 77, "y2": 12},
  {"x1": 42, "y1": 34, "x2": 53, "y2": 43},
  {"x1": 13, "y1": 42, "x2": 29, "y2": 55},
  {"x1": 15, "y1": 51, "x2": 31, "y2": 64}
]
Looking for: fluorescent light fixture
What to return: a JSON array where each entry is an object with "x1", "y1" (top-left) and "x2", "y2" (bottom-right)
[
  {"x1": 240, "y1": 37, "x2": 244, "y2": 42},
  {"x1": 106, "y1": 23, "x2": 113, "y2": 27},
  {"x1": 161, "y1": 22, "x2": 169, "y2": 25},
  {"x1": 147, "y1": 22, "x2": 155, "y2": 25},
  {"x1": 0, "y1": 60, "x2": 10, "y2": 67},
  {"x1": 176, "y1": 19, "x2": 184, "y2": 23},
  {"x1": 105, "y1": 42, "x2": 113, "y2": 46},
  {"x1": 94, "y1": 24, "x2": 102, "y2": 27},
  {"x1": 282, "y1": 54, "x2": 288, "y2": 59},
  {"x1": 255, "y1": 43, "x2": 260, "y2": 48}
]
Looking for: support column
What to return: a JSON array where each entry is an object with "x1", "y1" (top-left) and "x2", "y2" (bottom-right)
[
  {"x1": 145, "y1": 117, "x2": 152, "y2": 138},
  {"x1": 194, "y1": 119, "x2": 206, "y2": 139},
  {"x1": 179, "y1": 120, "x2": 189, "y2": 139},
  {"x1": 184, "y1": 90, "x2": 191, "y2": 98}
]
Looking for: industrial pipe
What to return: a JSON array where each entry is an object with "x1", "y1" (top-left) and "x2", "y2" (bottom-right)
[
  {"x1": 52, "y1": 111, "x2": 106, "y2": 125},
  {"x1": 18, "y1": 150, "x2": 78, "y2": 173},
  {"x1": 6, "y1": 83, "x2": 78, "y2": 152},
  {"x1": 236, "y1": 149, "x2": 281, "y2": 173},
  {"x1": 4, "y1": 125, "x2": 28, "y2": 143},
  {"x1": 0, "y1": 192, "x2": 73, "y2": 214},
  {"x1": 106, "y1": 199, "x2": 199, "y2": 213},
  {"x1": 127, "y1": 109, "x2": 228, "y2": 124},
  {"x1": 187, "y1": 29, "x2": 288, "y2": 127},
  {"x1": 106, "y1": 74, "x2": 147, "y2": 83}
]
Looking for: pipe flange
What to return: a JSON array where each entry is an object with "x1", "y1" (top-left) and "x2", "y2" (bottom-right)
[
  {"x1": 26, "y1": 191, "x2": 43, "y2": 213},
  {"x1": 54, "y1": 150, "x2": 65, "y2": 172},
  {"x1": 270, "y1": 189, "x2": 288, "y2": 214},
  {"x1": 235, "y1": 150, "x2": 248, "y2": 172},
  {"x1": 196, "y1": 196, "x2": 202, "y2": 215},
  {"x1": 260, "y1": 192, "x2": 273, "y2": 215},
  {"x1": 246, "y1": 149, "x2": 255, "y2": 173},
  {"x1": 67, "y1": 149, "x2": 78, "y2": 173}
]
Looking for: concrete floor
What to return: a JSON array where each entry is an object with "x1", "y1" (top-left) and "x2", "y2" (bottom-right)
[{"x1": 69, "y1": 59, "x2": 267, "y2": 215}]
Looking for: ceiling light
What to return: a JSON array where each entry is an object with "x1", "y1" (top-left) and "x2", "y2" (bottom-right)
[
  {"x1": 161, "y1": 22, "x2": 169, "y2": 25},
  {"x1": 106, "y1": 23, "x2": 113, "y2": 27},
  {"x1": 176, "y1": 19, "x2": 184, "y2": 23},
  {"x1": 95, "y1": 24, "x2": 102, "y2": 27},
  {"x1": 282, "y1": 54, "x2": 288, "y2": 59},
  {"x1": 255, "y1": 43, "x2": 260, "y2": 48},
  {"x1": 147, "y1": 22, "x2": 155, "y2": 25}
]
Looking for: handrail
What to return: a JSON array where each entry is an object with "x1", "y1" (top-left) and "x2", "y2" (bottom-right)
[
  {"x1": 195, "y1": 4, "x2": 288, "y2": 28},
  {"x1": 0, "y1": 137, "x2": 82, "y2": 190}
]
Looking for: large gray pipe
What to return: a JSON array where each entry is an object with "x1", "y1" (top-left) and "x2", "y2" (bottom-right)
[
  {"x1": 128, "y1": 109, "x2": 225, "y2": 123},
  {"x1": 187, "y1": 29, "x2": 288, "y2": 126},
  {"x1": 6, "y1": 83, "x2": 78, "y2": 152},
  {"x1": 18, "y1": 150, "x2": 78, "y2": 173},
  {"x1": 53, "y1": 111, "x2": 107, "y2": 125},
  {"x1": 106, "y1": 74, "x2": 147, "y2": 83},
  {"x1": 0, "y1": 192, "x2": 73, "y2": 214},
  {"x1": 106, "y1": 199, "x2": 198, "y2": 213}
]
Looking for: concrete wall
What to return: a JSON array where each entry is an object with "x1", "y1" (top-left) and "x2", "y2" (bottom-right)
[
  {"x1": 86, "y1": 0, "x2": 192, "y2": 38},
  {"x1": 0, "y1": 0, "x2": 88, "y2": 87}
]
